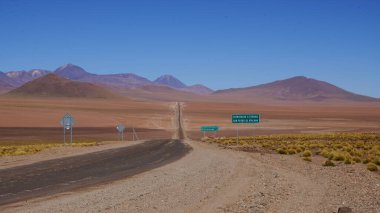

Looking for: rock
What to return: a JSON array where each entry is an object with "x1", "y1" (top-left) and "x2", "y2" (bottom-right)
[{"x1": 337, "y1": 207, "x2": 352, "y2": 213}]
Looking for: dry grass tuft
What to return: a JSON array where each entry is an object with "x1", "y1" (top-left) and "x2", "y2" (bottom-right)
[
  {"x1": 367, "y1": 163, "x2": 378, "y2": 171},
  {"x1": 323, "y1": 160, "x2": 335, "y2": 167}
]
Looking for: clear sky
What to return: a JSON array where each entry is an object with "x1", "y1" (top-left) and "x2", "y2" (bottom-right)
[{"x1": 0, "y1": 0, "x2": 379, "y2": 97}]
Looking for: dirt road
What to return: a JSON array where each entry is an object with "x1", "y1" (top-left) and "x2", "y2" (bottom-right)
[{"x1": 1, "y1": 102, "x2": 379, "y2": 212}]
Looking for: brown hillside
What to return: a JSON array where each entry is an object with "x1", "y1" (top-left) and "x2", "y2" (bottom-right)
[
  {"x1": 213, "y1": 76, "x2": 378, "y2": 102},
  {"x1": 7, "y1": 74, "x2": 119, "y2": 98},
  {"x1": 116, "y1": 84, "x2": 209, "y2": 101}
]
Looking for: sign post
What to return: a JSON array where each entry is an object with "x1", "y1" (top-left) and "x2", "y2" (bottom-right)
[
  {"x1": 116, "y1": 123, "x2": 126, "y2": 142},
  {"x1": 200, "y1": 126, "x2": 219, "y2": 138},
  {"x1": 60, "y1": 113, "x2": 75, "y2": 145},
  {"x1": 232, "y1": 114, "x2": 260, "y2": 145},
  {"x1": 132, "y1": 126, "x2": 139, "y2": 141}
]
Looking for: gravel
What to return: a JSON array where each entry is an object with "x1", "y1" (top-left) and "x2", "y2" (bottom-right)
[{"x1": 2, "y1": 141, "x2": 380, "y2": 213}]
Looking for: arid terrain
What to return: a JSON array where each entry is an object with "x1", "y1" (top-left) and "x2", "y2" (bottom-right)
[
  {"x1": 2, "y1": 1, "x2": 380, "y2": 212},
  {"x1": 183, "y1": 101, "x2": 380, "y2": 139},
  {"x1": 0, "y1": 97, "x2": 174, "y2": 144},
  {"x1": 0, "y1": 97, "x2": 379, "y2": 212}
]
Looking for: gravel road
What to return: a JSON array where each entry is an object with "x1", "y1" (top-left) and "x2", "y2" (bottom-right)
[
  {"x1": 1, "y1": 102, "x2": 379, "y2": 212},
  {"x1": 5, "y1": 140, "x2": 379, "y2": 213}
]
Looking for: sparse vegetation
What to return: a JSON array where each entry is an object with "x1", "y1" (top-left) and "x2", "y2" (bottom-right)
[
  {"x1": 303, "y1": 157, "x2": 312, "y2": 162},
  {"x1": 206, "y1": 133, "x2": 380, "y2": 172},
  {"x1": 323, "y1": 160, "x2": 335, "y2": 167},
  {"x1": 0, "y1": 141, "x2": 97, "y2": 156},
  {"x1": 303, "y1": 150, "x2": 312, "y2": 157},
  {"x1": 367, "y1": 163, "x2": 378, "y2": 171}
]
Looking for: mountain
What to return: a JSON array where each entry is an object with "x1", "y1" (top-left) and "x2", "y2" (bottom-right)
[
  {"x1": 154, "y1": 75, "x2": 187, "y2": 89},
  {"x1": 181, "y1": 84, "x2": 214, "y2": 94},
  {"x1": 7, "y1": 73, "x2": 118, "y2": 98},
  {"x1": 54, "y1": 64, "x2": 93, "y2": 80},
  {"x1": 54, "y1": 64, "x2": 151, "y2": 88},
  {"x1": 116, "y1": 84, "x2": 208, "y2": 101},
  {"x1": 0, "y1": 80, "x2": 13, "y2": 90},
  {"x1": 0, "y1": 71, "x2": 18, "y2": 88},
  {"x1": 80, "y1": 73, "x2": 152, "y2": 88},
  {"x1": 6, "y1": 69, "x2": 50, "y2": 86},
  {"x1": 153, "y1": 75, "x2": 213, "y2": 95},
  {"x1": 0, "y1": 72, "x2": 15, "y2": 92},
  {"x1": 213, "y1": 76, "x2": 378, "y2": 102},
  {"x1": 53, "y1": 65, "x2": 208, "y2": 94}
]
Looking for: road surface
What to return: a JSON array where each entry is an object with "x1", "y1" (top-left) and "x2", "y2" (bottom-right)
[
  {"x1": 0, "y1": 139, "x2": 190, "y2": 206},
  {"x1": 0, "y1": 102, "x2": 189, "y2": 206}
]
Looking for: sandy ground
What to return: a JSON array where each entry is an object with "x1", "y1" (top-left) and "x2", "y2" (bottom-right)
[
  {"x1": 0, "y1": 97, "x2": 173, "y2": 128},
  {"x1": 183, "y1": 101, "x2": 380, "y2": 138}
]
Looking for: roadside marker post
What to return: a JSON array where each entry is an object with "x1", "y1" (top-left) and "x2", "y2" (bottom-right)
[
  {"x1": 60, "y1": 113, "x2": 75, "y2": 145},
  {"x1": 116, "y1": 124, "x2": 126, "y2": 142},
  {"x1": 232, "y1": 114, "x2": 260, "y2": 145},
  {"x1": 132, "y1": 127, "x2": 139, "y2": 141}
]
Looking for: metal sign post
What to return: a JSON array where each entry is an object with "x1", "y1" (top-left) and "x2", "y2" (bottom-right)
[
  {"x1": 232, "y1": 114, "x2": 260, "y2": 145},
  {"x1": 132, "y1": 127, "x2": 139, "y2": 141},
  {"x1": 237, "y1": 126, "x2": 239, "y2": 145},
  {"x1": 116, "y1": 124, "x2": 126, "y2": 142},
  {"x1": 60, "y1": 113, "x2": 75, "y2": 145}
]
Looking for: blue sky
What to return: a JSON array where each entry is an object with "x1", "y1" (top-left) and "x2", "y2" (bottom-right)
[{"x1": 0, "y1": 0, "x2": 379, "y2": 97}]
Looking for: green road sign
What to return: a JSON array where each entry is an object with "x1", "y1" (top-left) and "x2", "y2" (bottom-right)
[
  {"x1": 232, "y1": 114, "x2": 260, "y2": 123},
  {"x1": 201, "y1": 126, "x2": 219, "y2": 132}
]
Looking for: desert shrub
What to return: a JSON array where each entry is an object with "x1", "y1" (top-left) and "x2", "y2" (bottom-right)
[
  {"x1": 367, "y1": 163, "x2": 378, "y2": 171},
  {"x1": 362, "y1": 159, "x2": 371, "y2": 164},
  {"x1": 320, "y1": 149, "x2": 330, "y2": 158},
  {"x1": 353, "y1": 150, "x2": 364, "y2": 157},
  {"x1": 344, "y1": 157, "x2": 352, "y2": 165},
  {"x1": 332, "y1": 152, "x2": 345, "y2": 161},
  {"x1": 303, "y1": 150, "x2": 312, "y2": 157},
  {"x1": 371, "y1": 158, "x2": 380, "y2": 166},
  {"x1": 343, "y1": 146, "x2": 352, "y2": 152},
  {"x1": 287, "y1": 149, "x2": 296, "y2": 155},
  {"x1": 353, "y1": 157, "x2": 361, "y2": 163},
  {"x1": 276, "y1": 148, "x2": 287, "y2": 155},
  {"x1": 309, "y1": 144, "x2": 319, "y2": 149},
  {"x1": 323, "y1": 160, "x2": 335, "y2": 167},
  {"x1": 303, "y1": 157, "x2": 312, "y2": 162}
]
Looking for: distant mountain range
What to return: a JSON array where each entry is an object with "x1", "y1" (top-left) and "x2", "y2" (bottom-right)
[
  {"x1": 8, "y1": 74, "x2": 117, "y2": 98},
  {"x1": 2, "y1": 69, "x2": 49, "y2": 87},
  {"x1": 1, "y1": 64, "x2": 378, "y2": 103},
  {"x1": 1, "y1": 64, "x2": 213, "y2": 95},
  {"x1": 154, "y1": 75, "x2": 186, "y2": 89},
  {"x1": 53, "y1": 64, "x2": 212, "y2": 94},
  {"x1": 214, "y1": 76, "x2": 378, "y2": 102}
]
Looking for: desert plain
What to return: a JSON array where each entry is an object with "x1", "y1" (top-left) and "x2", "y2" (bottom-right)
[{"x1": 0, "y1": 96, "x2": 380, "y2": 213}]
